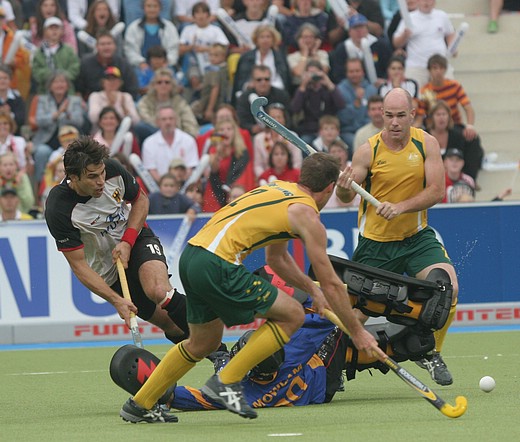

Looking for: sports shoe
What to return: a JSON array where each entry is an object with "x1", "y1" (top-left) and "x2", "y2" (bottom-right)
[
  {"x1": 207, "y1": 351, "x2": 231, "y2": 374},
  {"x1": 337, "y1": 373, "x2": 345, "y2": 392},
  {"x1": 487, "y1": 20, "x2": 498, "y2": 33},
  {"x1": 120, "y1": 398, "x2": 179, "y2": 423},
  {"x1": 415, "y1": 352, "x2": 453, "y2": 386},
  {"x1": 201, "y1": 374, "x2": 257, "y2": 419}
]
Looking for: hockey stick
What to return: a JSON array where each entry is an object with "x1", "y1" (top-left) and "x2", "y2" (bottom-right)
[
  {"x1": 250, "y1": 96, "x2": 381, "y2": 207},
  {"x1": 397, "y1": 0, "x2": 413, "y2": 30},
  {"x1": 129, "y1": 153, "x2": 160, "y2": 193},
  {"x1": 166, "y1": 215, "x2": 193, "y2": 271},
  {"x1": 216, "y1": 8, "x2": 254, "y2": 48},
  {"x1": 323, "y1": 308, "x2": 467, "y2": 419},
  {"x1": 116, "y1": 258, "x2": 144, "y2": 348},
  {"x1": 329, "y1": 0, "x2": 350, "y2": 31},
  {"x1": 109, "y1": 116, "x2": 132, "y2": 156},
  {"x1": 180, "y1": 153, "x2": 210, "y2": 193},
  {"x1": 4, "y1": 30, "x2": 24, "y2": 65},
  {"x1": 447, "y1": 22, "x2": 469, "y2": 57},
  {"x1": 360, "y1": 37, "x2": 378, "y2": 85}
]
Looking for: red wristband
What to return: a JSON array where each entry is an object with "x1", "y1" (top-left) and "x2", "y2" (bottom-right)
[{"x1": 121, "y1": 228, "x2": 139, "y2": 247}]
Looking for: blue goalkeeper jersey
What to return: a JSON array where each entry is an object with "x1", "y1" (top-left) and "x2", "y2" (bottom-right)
[{"x1": 171, "y1": 312, "x2": 336, "y2": 410}]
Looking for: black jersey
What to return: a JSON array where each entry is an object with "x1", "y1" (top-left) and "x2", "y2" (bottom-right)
[{"x1": 45, "y1": 159, "x2": 140, "y2": 285}]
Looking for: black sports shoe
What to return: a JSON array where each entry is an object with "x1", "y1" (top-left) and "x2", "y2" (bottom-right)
[
  {"x1": 415, "y1": 352, "x2": 453, "y2": 386},
  {"x1": 337, "y1": 373, "x2": 345, "y2": 392},
  {"x1": 207, "y1": 351, "x2": 231, "y2": 374},
  {"x1": 201, "y1": 374, "x2": 257, "y2": 419},
  {"x1": 120, "y1": 398, "x2": 179, "y2": 423}
]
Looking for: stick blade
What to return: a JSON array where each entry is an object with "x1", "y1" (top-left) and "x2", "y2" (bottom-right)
[{"x1": 250, "y1": 96, "x2": 269, "y2": 117}]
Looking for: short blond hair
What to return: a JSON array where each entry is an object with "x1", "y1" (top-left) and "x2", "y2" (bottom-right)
[{"x1": 252, "y1": 24, "x2": 281, "y2": 47}]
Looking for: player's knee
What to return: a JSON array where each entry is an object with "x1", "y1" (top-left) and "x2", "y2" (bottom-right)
[{"x1": 287, "y1": 301, "x2": 305, "y2": 331}]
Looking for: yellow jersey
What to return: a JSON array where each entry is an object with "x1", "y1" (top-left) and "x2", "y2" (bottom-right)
[
  {"x1": 189, "y1": 181, "x2": 318, "y2": 264},
  {"x1": 359, "y1": 127, "x2": 428, "y2": 242}
]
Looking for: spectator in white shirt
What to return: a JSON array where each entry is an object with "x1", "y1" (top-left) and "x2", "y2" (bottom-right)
[{"x1": 141, "y1": 104, "x2": 199, "y2": 183}]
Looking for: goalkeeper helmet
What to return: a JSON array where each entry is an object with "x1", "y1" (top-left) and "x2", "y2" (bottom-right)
[{"x1": 230, "y1": 330, "x2": 285, "y2": 382}]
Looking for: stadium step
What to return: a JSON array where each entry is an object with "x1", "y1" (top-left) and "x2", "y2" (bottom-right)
[{"x1": 429, "y1": 3, "x2": 520, "y2": 201}]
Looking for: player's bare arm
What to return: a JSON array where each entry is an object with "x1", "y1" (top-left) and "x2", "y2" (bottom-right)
[
  {"x1": 64, "y1": 248, "x2": 137, "y2": 327},
  {"x1": 291, "y1": 205, "x2": 385, "y2": 358},
  {"x1": 113, "y1": 189, "x2": 149, "y2": 266},
  {"x1": 336, "y1": 142, "x2": 371, "y2": 203},
  {"x1": 265, "y1": 239, "x2": 328, "y2": 316}
]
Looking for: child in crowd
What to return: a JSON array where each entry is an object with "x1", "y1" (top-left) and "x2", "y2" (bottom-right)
[
  {"x1": 323, "y1": 139, "x2": 360, "y2": 209},
  {"x1": 124, "y1": 0, "x2": 180, "y2": 73},
  {"x1": 0, "y1": 151, "x2": 34, "y2": 213},
  {"x1": 253, "y1": 102, "x2": 302, "y2": 178},
  {"x1": 0, "y1": 188, "x2": 34, "y2": 220},
  {"x1": 443, "y1": 148, "x2": 476, "y2": 203},
  {"x1": 0, "y1": 112, "x2": 28, "y2": 175},
  {"x1": 179, "y1": 2, "x2": 229, "y2": 95},
  {"x1": 312, "y1": 115, "x2": 343, "y2": 153},
  {"x1": 31, "y1": 17, "x2": 80, "y2": 94},
  {"x1": 184, "y1": 182, "x2": 203, "y2": 206},
  {"x1": 190, "y1": 43, "x2": 230, "y2": 124},
  {"x1": 258, "y1": 141, "x2": 300, "y2": 185},
  {"x1": 136, "y1": 45, "x2": 170, "y2": 96},
  {"x1": 168, "y1": 158, "x2": 189, "y2": 188},
  {"x1": 148, "y1": 173, "x2": 200, "y2": 218}
]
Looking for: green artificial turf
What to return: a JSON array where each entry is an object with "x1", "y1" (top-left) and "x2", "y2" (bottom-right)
[{"x1": 1, "y1": 331, "x2": 519, "y2": 442}]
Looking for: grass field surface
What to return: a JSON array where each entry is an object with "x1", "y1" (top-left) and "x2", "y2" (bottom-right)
[{"x1": 2, "y1": 330, "x2": 519, "y2": 442}]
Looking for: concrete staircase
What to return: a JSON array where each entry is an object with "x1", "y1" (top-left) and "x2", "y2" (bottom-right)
[{"x1": 436, "y1": 0, "x2": 520, "y2": 201}]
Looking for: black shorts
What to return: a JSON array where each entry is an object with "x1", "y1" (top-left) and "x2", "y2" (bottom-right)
[{"x1": 111, "y1": 227, "x2": 168, "y2": 321}]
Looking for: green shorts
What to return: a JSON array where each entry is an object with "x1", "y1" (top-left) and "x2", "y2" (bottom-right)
[
  {"x1": 352, "y1": 227, "x2": 452, "y2": 277},
  {"x1": 179, "y1": 244, "x2": 278, "y2": 326}
]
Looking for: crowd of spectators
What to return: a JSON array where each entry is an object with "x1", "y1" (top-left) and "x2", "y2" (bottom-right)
[{"x1": 0, "y1": 0, "x2": 510, "y2": 221}]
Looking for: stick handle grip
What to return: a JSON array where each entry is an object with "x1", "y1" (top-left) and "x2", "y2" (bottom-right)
[
  {"x1": 116, "y1": 258, "x2": 134, "y2": 318},
  {"x1": 351, "y1": 181, "x2": 381, "y2": 207}
]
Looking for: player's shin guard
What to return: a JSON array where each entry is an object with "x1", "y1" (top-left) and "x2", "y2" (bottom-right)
[
  {"x1": 219, "y1": 320, "x2": 289, "y2": 385},
  {"x1": 340, "y1": 322, "x2": 435, "y2": 380},
  {"x1": 310, "y1": 256, "x2": 453, "y2": 333},
  {"x1": 134, "y1": 341, "x2": 202, "y2": 410}
]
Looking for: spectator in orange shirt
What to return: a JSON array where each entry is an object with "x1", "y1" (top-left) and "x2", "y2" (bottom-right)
[{"x1": 416, "y1": 54, "x2": 484, "y2": 181}]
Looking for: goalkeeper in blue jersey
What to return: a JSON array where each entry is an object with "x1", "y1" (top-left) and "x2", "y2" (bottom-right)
[{"x1": 112, "y1": 297, "x2": 434, "y2": 410}]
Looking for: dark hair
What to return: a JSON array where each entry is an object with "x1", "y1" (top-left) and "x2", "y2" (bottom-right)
[
  {"x1": 99, "y1": 105, "x2": 122, "y2": 123},
  {"x1": 64, "y1": 136, "x2": 109, "y2": 178},
  {"x1": 368, "y1": 94, "x2": 383, "y2": 106},
  {"x1": 346, "y1": 57, "x2": 364, "y2": 71},
  {"x1": 427, "y1": 54, "x2": 448, "y2": 70},
  {"x1": 192, "y1": 1, "x2": 210, "y2": 15},
  {"x1": 388, "y1": 55, "x2": 406, "y2": 68},
  {"x1": 147, "y1": 44, "x2": 167, "y2": 61},
  {"x1": 268, "y1": 141, "x2": 293, "y2": 169},
  {"x1": 36, "y1": 0, "x2": 66, "y2": 40},
  {"x1": 298, "y1": 153, "x2": 340, "y2": 192},
  {"x1": 159, "y1": 173, "x2": 179, "y2": 187},
  {"x1": 85, "y1": 0, "x2": 116, "y2": 36}
]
